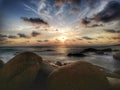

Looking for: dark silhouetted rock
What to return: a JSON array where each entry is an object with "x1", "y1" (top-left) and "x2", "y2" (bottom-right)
[
  {"x1": 113, "y1": 52, "x2": 120, "y2": 60},
  {"x1": 48, "y1": 61, "x2": 111, "y2": 90},
  {"x1": 0, "y1": 52, "x2": 58, "y2": 90},
  {"x1": 96, "y1": 51, "x2": 105, "y2": 55},
  {"x1": 81, "y1": 48, "x2": 98, "y2": 53},
  {"x1": 101, "y1": 48, "x2": 112, "y2": 52},
  {"x1": 55, "y1": 61, "x2": 62, "y2": 66},
  {"x1": 81, "y1": 48, "x2": 112, "y2": 54},
  {"x1": 0, "y1": 60, "x2": 4, "y2": 68},
  {"x1": 67, "y1": 53, "x2": 86, "y2": 57}
]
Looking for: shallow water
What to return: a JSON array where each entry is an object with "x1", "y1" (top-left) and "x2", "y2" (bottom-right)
[{"x1": 0, "y1": 46, "x2": 120, "y2": 73}]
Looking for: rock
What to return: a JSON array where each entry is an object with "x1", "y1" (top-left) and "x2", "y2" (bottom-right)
[
  {"x1": 0, "y1": 60, "x2": 4, "y2": 68},
  {"x1": 107, "y1": 77, "x2": 120, "y2": 90},
  {"x1": 48, "y1": 61, "x2": 111, "y2": 90},
  {"x1": 81, "y1": 48, "x2": 112, "y2": 53},
  {"x1": 0, "y1": 52, "x2": 58, "y2": 90},
  {"x1": 81, "y1": 48, "x2": 98, "y2": 53},
  {"x1": 96, "y1": 51, "x2": 105, "y2": 55},
  {"x1": 114, "y1": 70, "x2": 120, "y2": 75},
  {"x1": 55, "y1": 61, "x2": 62, "y2": 66},
  {"x1": 0, "y1": 52, "x2": 43, "y2": 90},
  {"x1": 101, "y1": 48, "x2": 112, "y2": 52},
  {"x1": 30, "y1": 61, "x2": 58, "y2": 90},
  {"x1": 113, "y1": 52, "x2": 120, "y2": 60},
  {"x1": 67, "y1": 53, "x2": 86, "y2": 57}
]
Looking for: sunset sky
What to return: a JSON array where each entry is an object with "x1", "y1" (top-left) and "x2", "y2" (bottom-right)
[{"x1": 0, "y1": 0, "x2": 120, "y2": 46}]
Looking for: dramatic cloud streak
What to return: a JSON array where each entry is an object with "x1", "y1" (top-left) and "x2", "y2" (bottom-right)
[{"x1": 93, "y1": 1, "x2": 120, "y2": 22}]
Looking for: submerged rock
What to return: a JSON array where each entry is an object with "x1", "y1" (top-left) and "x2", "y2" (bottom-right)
[
  {"x1": 48, "y1": 61, "x2": 111, "y2": 90},
  {"x1": 67, "y1": 53, "x2": 86, "y2": 57},
  {"x1": 113, "y1": 52, "x2": 120, "y2": 60},
  {"x1": 0, "y1": 52, "x2": 58, "y2": 90}
]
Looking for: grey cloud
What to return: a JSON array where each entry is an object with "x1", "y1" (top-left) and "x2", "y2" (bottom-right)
[
  {"x1": 93, "y1": 1, "x2": 120, "y2": 22},
  {"x1": 8, "y1": 35, "x2": 17, "y2": 39},
  {"x1": 21, "y1": 17, "x2": 49, "y2": 26},
  {"x1": 17, "y1": 33, "x2": 28, "y2": 38},
  {"x1": 70, "y1": 8, "x2": 80, "y2": 14},
  {"x1": 55, "y1": 0, "x2": 65, "y2": 6},
  {"x1": 31, "y1": 31, "x2": 41, "y2": 37},
  {"x1": 104, "y1": 29, "x2": 120, "y2": 33},
  {"x1": 82, "y1": 36, "x2": 94, "y2": 40},
  {"x1": 44, "y1": 40, "x2": 49, "y2": 42}
]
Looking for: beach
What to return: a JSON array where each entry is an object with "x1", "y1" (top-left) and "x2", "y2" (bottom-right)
[{"x1": 0, "y1": 45, "x2": 120, "y2": 90}]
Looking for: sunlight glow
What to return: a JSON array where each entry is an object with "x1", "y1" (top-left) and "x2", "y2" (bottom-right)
[{"x1": 58, "y1": 36, "x2": 68, "y2": 42}]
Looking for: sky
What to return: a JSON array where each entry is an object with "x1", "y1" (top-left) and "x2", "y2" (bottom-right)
[{"x1": 0, "y1": 0, "x2": 120, "y2": 46}]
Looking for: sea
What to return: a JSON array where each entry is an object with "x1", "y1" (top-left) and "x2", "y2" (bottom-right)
[{"x1": 0, "y1": 45, "x2": 120, "y2": 73}]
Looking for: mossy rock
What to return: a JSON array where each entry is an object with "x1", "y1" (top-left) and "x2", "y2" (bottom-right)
[
  {"x1": 0, "y1": 52, "x2": 43, "y2": 90},
  {"x1": 48, "y1": 61, "x2": 111, "y2": 90}
]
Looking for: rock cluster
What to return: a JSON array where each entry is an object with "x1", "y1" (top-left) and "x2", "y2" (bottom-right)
[{"x1": 0, "y1": 52, "x2": 113, "y2": 90}]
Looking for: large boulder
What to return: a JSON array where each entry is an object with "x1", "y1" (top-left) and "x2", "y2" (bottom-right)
[
  {"x1": 31, "y1": 61, "x2": 58, "y2": 90},
  {"x1": 0, "y1": 52, "x2": 43, "y2": 90},
  {"x1": 107, "y1": 77, "x2": 120, "y2": 90},
  {"x1": 48, "y1": 61, "x2": 111, "y2": 90},
  {"x1": 113, "y1": 52, "x2": 120, "y2": 60}
]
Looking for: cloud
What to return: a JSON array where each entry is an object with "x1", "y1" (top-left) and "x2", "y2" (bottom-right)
[
  {"x1": 81, "y1": 17, "x2": 91, "y2": 26},
  {"x1": 70, "y1": 8, "x2": 80, "y2": 14},
  {"x1": 112, "y1": 37, "x2": 120, "y2": 40},
  {"x1": 104, "y1": 29, "x2": 120, "y2": 33},
  {"x1": 93, "y1": 1, "x2": 120, "y2": 22},
  {"x1": 44, "y1": 40, "x2": 49, "y2": 42},
  {"x1": 81, "y1": 17, "x2": 104, "y2": 28},
  {"x1": 87, "y1": 0, "x2": 100, "y2": 8},
  {"x1": 68, "y1": 0, "x2": 81, "y2": 5},
  {"x1": 88, "y1": 24, "x2": 104, "y2": 28},
  {"x1": 82, "y1": 36, "x2": 93, "y2": 40},
  {"x1": 8, "y1": 35, "x2": 17, "y2": 39},
  {"x1": 31, "y1": 31, "x2": 41, "y2": 37},
  {"x1": 55, "y1": 0, "x2": 65, "y2": 6},
  {"x1": 17, "y1": 33, "x2": 29, "y2": 38},
  {"x1": 37, "y1": 40, "x2": 43, "y2": 42},
  {"x1": 0, "y1": 36, "x2": 6, "y2": 42},
  {"x1": 21, "y1": 17, "x2": 49, "y2": 26},
  {"x1": 0, "y1": 33, "x2": 7, "y2": 38}
]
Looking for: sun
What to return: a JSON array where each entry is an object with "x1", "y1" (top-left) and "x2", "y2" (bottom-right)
[{"x1": 58, "y1": 36, "x2": 68, "y2": 42}]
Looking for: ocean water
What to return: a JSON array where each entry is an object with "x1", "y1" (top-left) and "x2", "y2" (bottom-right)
[{"x1": 0, "y1": 46, "x2": 120, "y2": 73}]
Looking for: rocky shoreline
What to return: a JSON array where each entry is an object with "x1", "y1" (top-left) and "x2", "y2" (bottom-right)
[{"x1": 0, "y1": 52, "x2": 120, "y2": 90}]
